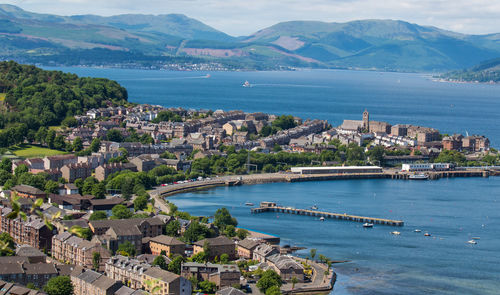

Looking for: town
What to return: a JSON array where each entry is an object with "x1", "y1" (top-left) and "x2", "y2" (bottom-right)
[{"x1": 0, "y1": 101, "x2": 499, "y2": 295}]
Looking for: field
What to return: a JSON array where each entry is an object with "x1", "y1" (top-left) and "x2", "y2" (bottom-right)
[{"x1": 10, "y1": 144, "x2": 68, "y2": 159}]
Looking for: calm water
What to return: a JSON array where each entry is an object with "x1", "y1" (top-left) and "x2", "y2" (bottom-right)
[
  {"x1": 48, "y1": 67, "x2": 500, "y2": 146},
  {"x1": 168, "y1": 177, "x2": 500, "y2": 295}
]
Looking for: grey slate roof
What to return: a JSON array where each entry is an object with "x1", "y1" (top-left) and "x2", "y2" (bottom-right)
[
  {"x1": 216, "y1": 287, "x2": 246, "y2": 295},
  {"x1": 144, "y1": 267, "x2": 179, "y2": 283},
  {"x1": 149, "y1": 235, "x2": 185, "y2": 246},
  {"x1": 194, "y1": 236, "x2": 234, "y2": 247}
]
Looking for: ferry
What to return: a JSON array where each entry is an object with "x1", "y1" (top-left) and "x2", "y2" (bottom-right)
[
  {"x1": 363, "y1": 223, "x2": 374, "y2": 228},
  {"x1": 245, "y1": 202, "x2": 255, "y2": 206},
  {"x1": 243, "y1": 80, "x2": 251, "y2": 87},
  {"x1": 409, "y1": 174, "x2": 429, "y2": 180}
]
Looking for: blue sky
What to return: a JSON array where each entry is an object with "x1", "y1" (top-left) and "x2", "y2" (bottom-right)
[{"x1": 4, "y1": 0, "x2": 500, "y2": 36}]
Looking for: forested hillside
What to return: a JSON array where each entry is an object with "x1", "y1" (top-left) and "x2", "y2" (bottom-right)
[{"x1": 0, "y1": 61, "x2": 128, "y2": 147}]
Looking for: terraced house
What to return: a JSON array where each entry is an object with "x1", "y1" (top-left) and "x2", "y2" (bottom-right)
[{"x1": 52, "y1": 232, "x2": 110, "y2": 270}]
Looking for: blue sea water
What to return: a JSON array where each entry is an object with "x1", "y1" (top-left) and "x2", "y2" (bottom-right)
[
  {"x1": 48, "y1": 67, "x2": 500, "y2": 146},
  {"x1": 168, "y1": 178, "x2": 500, "y2": 295},
  {"x1": 46, "y1": 67, "x2": 500, "y2": 294}
]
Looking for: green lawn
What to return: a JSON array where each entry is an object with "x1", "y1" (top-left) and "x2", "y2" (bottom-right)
[{"x1": 10, "y1": 144, "x2": 68, "y2": 159}]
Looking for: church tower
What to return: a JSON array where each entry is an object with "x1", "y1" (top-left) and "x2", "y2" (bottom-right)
[{"x1": 363, "y1": 109, "x2": 370, "y2": 132}]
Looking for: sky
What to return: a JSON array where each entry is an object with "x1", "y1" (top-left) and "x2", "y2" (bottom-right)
[{"x1": 4, "y1": 0, "x2": 500, "y2": 36}]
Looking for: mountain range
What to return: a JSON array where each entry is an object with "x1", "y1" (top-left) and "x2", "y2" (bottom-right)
[{"x1": 1, "y1": 4, "x2": 499, "y2": 72}]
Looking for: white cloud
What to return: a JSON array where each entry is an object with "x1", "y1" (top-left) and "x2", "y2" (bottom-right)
[{"x1": 4, "y1": 0, "x2": 500, "y2": 36}]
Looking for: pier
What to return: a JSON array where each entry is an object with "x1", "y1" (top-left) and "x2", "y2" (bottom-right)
[{"x1": 251, "y1": 202, "x2": 404, "y2": 226}]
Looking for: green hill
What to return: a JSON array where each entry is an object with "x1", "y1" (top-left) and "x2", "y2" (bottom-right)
[
  {"x1": 1, "y1": 5, "x2": 500, "y2": 71},
  {"x1": 440, "y1": 58, "x2": 500, "y2": 82}
]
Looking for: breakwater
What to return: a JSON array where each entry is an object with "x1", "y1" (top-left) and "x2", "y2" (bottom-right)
[{"x1": 251, "y1": 202, "x2": 404, "y2": 226}]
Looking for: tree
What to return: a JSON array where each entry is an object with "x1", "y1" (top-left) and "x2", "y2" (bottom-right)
[
  {"x1": 70, "y1": 137, "x2": 83, "y2": 152},
  {"x1": 92, "y1": 252, "x2": 101, "y2": 271},
  {"x1": 90, "y1": 138, "x2": 101, "y2": 153},
  {"x1": 273, "y1": 144, "x2": 282, "y2": 152},
  {"x1": 220, "y1": 253, "x2": 229, "y2": 264},
  {"x1": 165, "y1": 220, "x2": 180, "y2": 237},
  {"x1": 43, "y1": 276, "x2": 73, "y2": 295},
  {"x1": 89, "y1": 211, "x2": 108, "y2": 221},
  {"x1": 291, "y1": 277, "x2": 299, "y2": 289},
  {"x1": 107, "y1": 129, "x2": 124, "y2": 142},
  {"x1": 111, "y1": 204, "x2": 133, "y2": 219},
  {"x1": 236, "y1": 228, "x2": 249, "y2": 240},
  {"x1": 152, "y1": 255, "x2": 168, "y2": 270},
  {"x1": 367, "y1": 145, "x2": 385, "y2": 165},
  {"x1": 14, "y1": 164, "x2": 29, "y2": 176},
  {"x1": 91, "y1": 182, "x2": 106, "y2": 199},
  {"x1": 257, "y1": 270, "x2": 282, "y2": 293},
  {"x1": 224, "y1": 225, "x2": 236, "y2": 237},
  {"x1": 26, "y1": 282, "x2": 37, "y2": 290},
  {"x1": 266, "y1": 285, "x2": 281, "y2": 295},
  {"x1": 199, "y1": 281, "x2": 217, "y2": 294},
  {"x1": 134, "y1": 195, "x2": 148, "y2": 211},
  {"x1": 168, "y1": 255, "x2": 184, "y2": 275},
  {"x1": 45, "y1": 180, "x2": 60, "y2": 194},
  {"x1": 214, "y1": 208, "x2": 237, "y2": 231},
  {"x1": 0, "y1": 232, "x2": 15, "y2": 256},
  {"x1": 117, "y1": 241, "x2": 136, "y2": 257},
  {"x1": 183, "y1": 221, "x2": 211, "y2": 243},
  {"x1": 310, "y1": 248, "x2": 317, "y2": 261},
  {"x1": 61, "y1": 116, "x2": 78, "y2": 128},
  {"x1": 0, "y1": 158, "x2": 12, "y2": 173}
]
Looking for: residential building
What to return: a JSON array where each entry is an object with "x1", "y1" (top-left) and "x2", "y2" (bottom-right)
[
  {"x1": 442, "y1": 134, "x2": 464, "y2": 151},
  {"x1": 71, "y1": 269, "x2": 123, "y2": 295},
  {"x1": 105, "y1": 255, "x2": 151, "y2": 289},
  {"x1": 0, "y1": 209, "x2": 54, "y2": 250},
  {"x1": 95, "y1": 163, "x2": 138, "y2": 181},
  {"x1": 89, "y1": 197, "x2": 130, "y2": 214},
  {"x1": 149, "y1": 235, "x2": 185, "y2": 256},
  {"x1": 0, "y1": 260, "x2": 68, "y2": 289},
  {"x1": 130, "y1": 155, "x2": 157, "y2": 172},
  {"x1": 237, "y1": 239, "x2": 260, "y2": 259},
  {"x1": 43, "y1": 155, "x2": 77, "y2": 170},
  {"x1": 52, "y1": 232, "x2": 110, "y2": 270},
  {"x1": 180, "y1": 262, "x2": 240, "y2": 289},
  {"x1": 11, "y1": 185, "x2": 46, "y2": 199},
  {"x1": 216, "y1": 287, "x2": 246, "y2": 295},
  {"x1": 58, "y1": 183, "x2": 80, "y2": 195},
  {"x1": 142, "y1": 267, "x2": 191, "y2": 295},
  {"x1": 193, "y1": 236, "x2": 236, "y2": 260},
  {"x1": 0, "y1": 279, "x2": 46, "y2": 295},
  {"x1": 252, "y1": 244, "x2": 280, "y2": 263},
  {"x1": 267, "y1": 254, "x2": 304, "y2": 282},
  {"x1": 61, "y1": 163, "x2": 92, "y2": 182},
  {"x1": 15, "y1": 245, "x2": 47, "y2": 263},
  {"x1": 49, "y1": 194, "x2": 94, "y2": 210}
]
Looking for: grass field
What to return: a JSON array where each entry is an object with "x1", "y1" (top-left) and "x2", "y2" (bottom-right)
[{"x1": 10, "y1": 144, "x2": 68, "y2": 159}]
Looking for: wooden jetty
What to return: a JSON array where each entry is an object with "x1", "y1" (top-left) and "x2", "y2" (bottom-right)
[{"x1": 251, "y1": 202, "x2": 404, "y2": 226}]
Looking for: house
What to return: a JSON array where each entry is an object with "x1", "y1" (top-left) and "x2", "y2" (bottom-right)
[
  {"x1": 267, "y1": 254, "x2": 304, "y2": 282},
  {"x1": 193, "y1": 236, "x2": 236, "y2": 261},
  {"x1": 216, "y1": 287, "x2": 246, "y2": 295},
  {"x1": 237, "y1": 239, "x2": 260, "y2": 259},
  {"x1": 11, "y1": 185, "x2": 46, "y2": 199},
  {"x1": 180, "y1": 262, "x2": 240, "y2": 289},
  {"x1": 25, "y1": 158, "x2": 45, "y2": 171},
  {"x1": 61, "y1": 163, "x2": 92, "y2": 182},
  {"x1": 58, "y1": 183, "x2": 80, "y2": 195},
  {"x1": 252, "y1": 244, "x2": 279, "y2": 263},
  {"x1": 15, "y1": 245, "x2": 47, "y2": 263},
  {"x1": 149, "y1": 235, "x2": 186, "y2": 256},
  {"x1": 71, "y1": 269, "x2": 123, "y2": 295},
  {"x1": 89, "y1": 197, "x2": 129, "y2": 214},
  {"x1": 0, "y1": 260, "x2": 67, "y2": 289},
  {"x1": 163, "y1": 159, "x2": 192, "y2": 172},
  {"x1": 142, "y1": 267, "x2": 192, "y2": 295},
  {"x1": 0, "y1": 279, "x2": 46, "y2": 295},
  {"x1": 49, "y1": 194, "x2": 94, "y2": 210},
  {"x1": 115, "y1": 286, "x2": 150, "y2": 295},
  {"x1": 43, "y1": 154, "x2": 77, "y2": 170},
  {"x1": 105, "y1": 255, "x2": 152, "y2": 289},
  {"x1": 130, "y1": 155, "x2": 157, "y2": 172}
]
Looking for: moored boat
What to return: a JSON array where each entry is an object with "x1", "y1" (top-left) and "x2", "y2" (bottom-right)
[
  {"x1": 467, "y1": 240, "x2": 477, "y2": 244},
  {"x1": 424, "y1": 232, "x2": 431, "y2": 236},
  {"x1": 319, "y1": 217, "x2": 325, "y2": 221},
  {"x1": 363, "y1": 223, "x2": 374, "y2": 228},
  {"x1": 414, "y1": 229, "x2": 422, "y2": 233},
  {"x1": 409, "y1": 174, "x2": 429, "y2": 180},
  {"x1": 245, "y1": 202, "x2": 255, "y2": 206},
  {"x1": 391, "y1": 231, "x2": 401, "y2": 235}
]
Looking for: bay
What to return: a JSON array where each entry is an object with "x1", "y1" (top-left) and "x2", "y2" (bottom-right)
[
  {"x1": 47, "y1": 67, "x2": 500, "y2": 146},
  {"x1": 168, "y1": 177, "x2": 500, "y2": 295}
]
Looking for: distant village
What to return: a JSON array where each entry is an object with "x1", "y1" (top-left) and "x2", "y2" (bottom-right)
[{"x1": 0, "y1": 104, "x2": 495, "y2": 295}]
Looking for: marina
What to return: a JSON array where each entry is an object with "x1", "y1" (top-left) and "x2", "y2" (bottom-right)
[{"x1": 251, "y1": 202, "x2": 404, "y2": 226}]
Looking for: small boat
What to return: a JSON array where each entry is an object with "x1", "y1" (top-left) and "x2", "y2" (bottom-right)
[
  {"x1": 471, "y1": 237, "x2": 480, "y2": 240},
  {"x1": 409, "y1": 174, "x2": 429, "y2": 180},
  {"x1": 319, "y1": 217, "x2": 325, "y2": 221},
  {"x1": 243, "y1": 80, "x2": 251, "y2": 87},
  {"x1": 245, "y1": 202, "x2": 254, "y2": 206},
  {"x1": 414, "y1": 229, "x2": 422, "y2": 233},
  {"x1": 467, "y1": 240, "x2": 477, "y2": 244},
  {"x1": 424, "y1": 233, "x2": 431, "y2": 237},
  {"x1": 311, "y1": 205, "x2": 318, "y2": 210},
  {"x1": 391, "y1": 231, "x2": 401, "y2": 235},
  {"x1": 363, "y1": 223, "x2": 374, "y2": 228}
]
